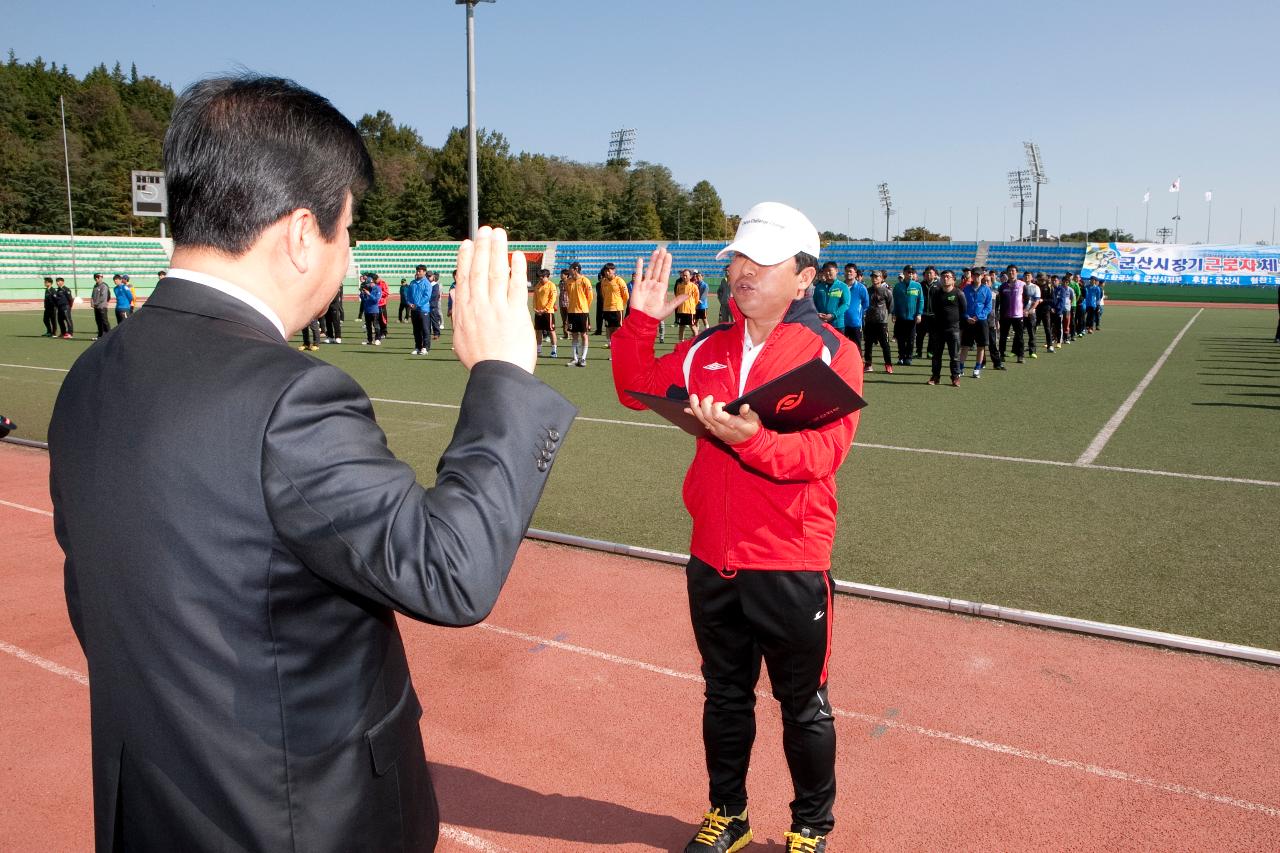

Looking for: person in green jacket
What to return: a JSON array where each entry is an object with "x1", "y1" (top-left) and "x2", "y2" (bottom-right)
[
  {"x1": 891, "y1": 265, "x2": 924, "y2": 365},
  {"x1": 811, "y1": 261, "x2": 852, "y2": 331}
]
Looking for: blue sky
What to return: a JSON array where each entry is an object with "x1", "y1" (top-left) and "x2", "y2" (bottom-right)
[{"x1": 9, "y1": 0, "x2": 1279, "y2": 243}]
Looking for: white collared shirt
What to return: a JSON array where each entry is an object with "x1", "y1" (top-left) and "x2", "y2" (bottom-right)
[
  {"x1": 739, "y1": 325, "x2": 766, "y2": 397},
  {"x1": 166, "y1": 268, "x2": 288, "y2": 341}
]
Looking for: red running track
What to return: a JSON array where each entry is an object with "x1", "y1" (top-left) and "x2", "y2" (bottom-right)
[{"x1": 2, "y1": 442, "x2": 1279, "y2": 851}]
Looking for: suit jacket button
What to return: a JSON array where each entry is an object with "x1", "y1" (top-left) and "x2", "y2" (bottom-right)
[
  {"x1": 548, "y1": 429, "x2": 561, "y2": 442},
  {"x1": 537, "y1": 459, "x2": 549, "y2": 472}
]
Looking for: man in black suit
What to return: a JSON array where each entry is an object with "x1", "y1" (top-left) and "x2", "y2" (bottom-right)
[{"x1": 49, "y1": 74, "x2": 576, "y2": 853}]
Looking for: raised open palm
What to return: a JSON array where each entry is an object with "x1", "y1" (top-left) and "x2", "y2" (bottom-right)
[{"x1": 628, "y1": 247, "x2": 684, "y2": 320}]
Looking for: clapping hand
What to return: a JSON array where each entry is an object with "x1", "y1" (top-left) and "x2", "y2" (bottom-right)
[
  {"x1": 628, "y1": 247, "x2": 684, "y2": 321},
  {"x1": 452, "y1": 227, "x2": 536, "y2": 373}
]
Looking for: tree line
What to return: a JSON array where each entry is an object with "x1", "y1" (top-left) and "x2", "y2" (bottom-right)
[{"x1": 0, "y1": 54, "x2": 730, "y2": 243}]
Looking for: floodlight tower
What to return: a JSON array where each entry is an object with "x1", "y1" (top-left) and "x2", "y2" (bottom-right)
[
  {"x1": 877, "y1": 183, "x2": 895, "y2": 241},
  {"x1": 1023, "y1": 141, "x2": 1048, "y2": 241},
  {"x1": 606, "y1": 128, "x2": 636, "y2": 167},
  {"x1": 1007, "y1": 170, "x2": 1032, "y2": 241},
  {"x1": 457, "y1": 0, "x2": 495, "y2": 238}
]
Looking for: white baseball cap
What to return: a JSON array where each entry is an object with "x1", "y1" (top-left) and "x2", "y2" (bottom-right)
[{"x1": 716, "y1": 201, "x2": 820, "y2": 267}]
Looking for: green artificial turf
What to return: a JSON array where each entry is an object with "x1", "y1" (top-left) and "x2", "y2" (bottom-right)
[{"x1": 2, "y1": 301, "x2": 1278, "y2": 649}]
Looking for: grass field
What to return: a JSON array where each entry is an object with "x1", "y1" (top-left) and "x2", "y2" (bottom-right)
[{"x1": 2, "y1": 301, "x2": 1278, "y2": 649}]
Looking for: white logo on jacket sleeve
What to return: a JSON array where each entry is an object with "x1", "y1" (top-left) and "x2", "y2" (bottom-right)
[{"x1": 702, "y1": 362, "x2": 728, "y2": 371}]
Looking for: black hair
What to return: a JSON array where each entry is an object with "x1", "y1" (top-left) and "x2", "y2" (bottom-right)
[
  {"x1": 569, "y1": 262, "x2": 581, "y2": 271},
  {"x1": 43, "y1": 276, "x2": 53, "y2": 283},
  {"x1": 821, "y1": 260, "x2": 838, "y2": 271},
  {"x1": 164, "y1": 73, "x2": 373, "y2": 256},
  {"x1": 55, "y1": 277, "x2": 65, "y2": 283},
  {"x1": 794, "y1": 252, "x2": 819, "y2": 274},
  {"x1": 941, "y1": 269, "x2": 955, "y2": 279},
  {"x1": 415, "y1": 264, "x2": 427, "y2": 272},
  {"x1": 924, "y1": 265, "x2": 937, "y2": 274}
]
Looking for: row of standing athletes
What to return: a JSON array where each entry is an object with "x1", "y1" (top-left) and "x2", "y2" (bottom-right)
[
  {"x1": 814, "y1": 263, "x2": 1106, "y2": 383},
  {"x1": 533, "y1": 262, "x2": 729, "y2": 365}
]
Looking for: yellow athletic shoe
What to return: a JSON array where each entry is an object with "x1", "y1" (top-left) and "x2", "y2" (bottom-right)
[
  {"x1": 684, "y1": 806, "x2": 752, "y2": 852},
  {"x1": 784, "y1": 828, "x2": 828, "y2": 852}
]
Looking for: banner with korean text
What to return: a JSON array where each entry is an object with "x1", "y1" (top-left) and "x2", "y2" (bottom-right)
[{"x1": 1081, "y1": 243, "x2": 1280, "y2": 285}]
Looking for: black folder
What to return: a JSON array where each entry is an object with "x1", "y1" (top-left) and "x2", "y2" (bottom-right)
[{"x1": 627, "y1": 358, "x2": 867, "y2": 438}]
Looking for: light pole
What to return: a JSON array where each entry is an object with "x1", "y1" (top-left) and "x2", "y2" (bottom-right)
[
  {"x1": 457, "y1": 0, "x2": 494, "y2": 238},
  {"x1": 1023, "y1": 142, "x2": 1048, "y2": 242},
  {"x1": 877, "y1": 183, "x2": 894, "y2": 241}
]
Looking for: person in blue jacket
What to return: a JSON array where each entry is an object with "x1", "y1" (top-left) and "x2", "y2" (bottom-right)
[
  {"x1": 891, "y1": 265, "x2": 924, "y2": 365},
  {"x1": 841, "y1": 263, "x2": 869, "y2": 360},
  {"x1": 811, "y1": 261, "x2": 852, "y2": 334},
  {"x1": 359, "y1": 278, "x2": 383, "y2": 345},
  {"x1": 959, "y1": 269, "x2": 995, "y2": 378},
  {"x1": 1082, "y1": 279, "x2": 1103, "y2": 333}
]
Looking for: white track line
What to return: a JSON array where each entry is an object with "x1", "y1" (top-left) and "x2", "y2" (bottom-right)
[
  {"x1": 0, "y1": 498, "x2": 53, "y2": 517},
  {"x1": 438, "y1": 825, "x2": 516, "y2": 853},
  {"x1": 0, "y1": 639, "x2": 514, "y2": 850},
  {"x1": 0, "y1": 641, "x2": 88, "y2": 685},
  {"x1": 1076, "y1": 309, "x2": 1203, "y2": 466},
  {"x1": 477, "y1": 624, "x2": 1280, "y2": 819},
  {"x1": 7, "y1": 621, "x2": 1277, "y2": 820}
]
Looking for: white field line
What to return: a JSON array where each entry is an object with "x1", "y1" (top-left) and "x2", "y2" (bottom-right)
[
  {"x1": 1076, "y1": 309, "x2": 1203, "y2": 466},
  {"x1": 477, "y1": 624, "x2": 1280, "y2": 819},
  {"x1": 8, "y1": 347, "x2": 1275, "y2": 488},
  {"x1": 0, "y1": 498, "x2": 53, "y2": 517},
  {"x1": 0, "y1": 362, "x2": 69, "y2": 372},
  {"x1": 7, "y1": 618, "x2": 1278, "y2": 820},
  {"x1": 0, "y1": 639, "x2": 514, "y2": 851}
]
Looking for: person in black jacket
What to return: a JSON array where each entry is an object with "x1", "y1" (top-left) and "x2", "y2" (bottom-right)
[
  {"x1": 53, "y1": 276, "x2": 75, "y2": 338},
  {"x1": 927, "y1": 270, "x2": 967, "y2": 386},
  {"x1": 49, "y1": 73, "x2": 576, "y2": 853},
  {"x1": 41, "y1": 276, "x2": 57, "y2": 336}
]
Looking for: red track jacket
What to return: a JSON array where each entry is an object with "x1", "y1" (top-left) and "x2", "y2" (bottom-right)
[{"x1": 611, "y1": 298, "x2": 863, "y2": 571}]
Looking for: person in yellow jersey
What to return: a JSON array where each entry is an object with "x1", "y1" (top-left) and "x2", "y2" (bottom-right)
[
  {"x1": 564, "y1": 261, "x2": 594, "y2": 366},
  {"x1": 597, "y1": 262, "x2": 629, "y2": 351},
  {"x1": 532, "y1": 268, "x2": 559, "y2": 358},
  {"x1": 674, "y1": 268, "x2": 698, "y2": 343}
]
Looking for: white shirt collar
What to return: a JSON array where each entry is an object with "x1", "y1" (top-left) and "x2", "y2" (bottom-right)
[{"x1": 166, "y1": 268, "x2": 287, "y2": 341}]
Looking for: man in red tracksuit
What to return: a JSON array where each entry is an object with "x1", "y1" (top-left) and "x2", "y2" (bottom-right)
[{"x1": 612, "y1": 202, "x2": 863, "y2": 853}]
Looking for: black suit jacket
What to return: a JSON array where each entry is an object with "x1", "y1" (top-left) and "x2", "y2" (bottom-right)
[{"x1": 49, "y1": 277, "x2": 576, "y2": 852}]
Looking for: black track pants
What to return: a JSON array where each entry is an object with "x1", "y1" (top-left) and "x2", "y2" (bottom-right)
[{"x1": 686, "y1": 557, "x2": 836, "y2": 834}]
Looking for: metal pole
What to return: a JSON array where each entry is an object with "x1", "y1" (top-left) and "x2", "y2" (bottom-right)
[
  {"x1": 1174, "y1": 190, "x2": 1181, "y2": 243},
  {"x1": 1033, "y1": 183, "x2": 1041, "y2": 242},
  {"x1": 1206, "y1": 200, "x2": 1212, "y2": 243},
  {"x1": 1238, "y1": 208, "x2": 1243, "y2": 244},
  {"x1": 465, "y1": 1, "x2": 479, "y2": 238},
  {"x1": 59, "y1": 95, "x2": 79, "y2": 293},
  {"x1": 1144, "y1": 202, "x2": 1149, "y2": 242}
]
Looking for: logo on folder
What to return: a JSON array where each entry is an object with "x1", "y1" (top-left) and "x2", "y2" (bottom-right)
[{"x1": 776, "y1": 392, "x2": 804, "y2": 414}]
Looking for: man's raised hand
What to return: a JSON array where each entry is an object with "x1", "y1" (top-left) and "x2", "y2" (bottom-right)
[
  {"x1": 452, "y1": 226, "x2": 536, "y2": 373},
  {"x1": 629, "y1": 247, "x2": 684, "y2": 320}
]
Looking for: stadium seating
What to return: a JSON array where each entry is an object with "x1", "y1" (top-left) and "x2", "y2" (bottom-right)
[
  {"x1": 351, "y1": 241, "x2": 550, "y2": 283},
  {"x1": 983, "y1": 242, "x2": 1086, "y2": 276},
  {"x1": 0, "y1": 234, "x2": 172, "y2": 300}
]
